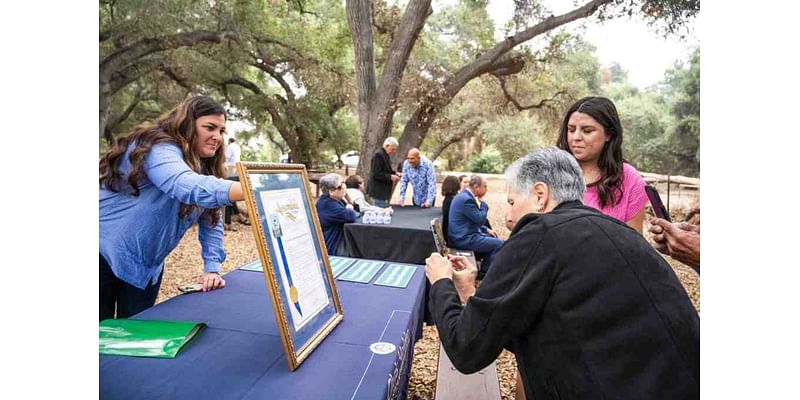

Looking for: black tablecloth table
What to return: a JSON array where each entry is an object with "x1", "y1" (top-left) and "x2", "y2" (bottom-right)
[
  {"x1": 343, "y1": 206, "x2": 440, "y2": 265},
  {"x1": 100, "y1": 259, "x2": 427, "y2": 400}
]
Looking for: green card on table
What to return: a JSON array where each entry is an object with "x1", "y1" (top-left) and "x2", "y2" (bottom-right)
[
  {"x1": 337, "y1": 260, "x2": 384, "y2": 283},
  {"x1": 99, "y1": 319, "x2": 206, "y2": 358},
  {"x1": 329, "y1": 256, "x2": 358, "y2": 278},
  {"x1": 239, "y1": 260, "x2": 263, "y2": 272},
  {"x1": 374, "y1": 264, "x2": 417, "y2": 288}
]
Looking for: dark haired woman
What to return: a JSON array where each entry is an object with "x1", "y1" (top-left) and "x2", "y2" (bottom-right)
[
  {"x1": 99, "y1": 96, "x2": 245, "y2": 321},
  {"x1": 458, "y1": 174, "x2": 469, "y2": 191},
  {"x1": 557, "y1": 96, "x2": 647, "y2": 233},
  {"x1": 440, "y1": 175, "x2": 462, "y2": 245}
]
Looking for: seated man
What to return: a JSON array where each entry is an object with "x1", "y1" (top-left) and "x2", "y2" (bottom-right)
[
  {"x1": 425, "y1": 147, "x2": 699, "y2": 399},
  {"x1": 447, "y1": 175, "x2": 502, "y2": 275},
  {"x1": 345, "y1": 175, "x2": 390, "y2": 214},
  {"x1": 315, "y1": 173, "x2": 358, "y2": 256}
]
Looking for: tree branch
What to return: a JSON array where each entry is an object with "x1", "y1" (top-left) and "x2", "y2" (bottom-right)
[
  {"x1": 264, "y1": 127, "x2": 289, "y2": 153},
  {"x1": 100, "y1": 30, "x2": 238, "y2": 82},
  {"x1": 488, "y1": 54, "x2": 526, "y2": 76},
  {"x1": 444, "y1": 0, "x2": 611, "y2": 97},
  {"x1": 289, "y1": 0, "x2": 319, "y2": 17},
  {"x1": 104, "y1": 87, "x2": 149, "y2": 144},
  {"x1": 220, "y1": 77, "x2": 264, "y2": 95},
  {"x1": 219, "y1": 77, "x2": 296, "y2": 150},
  {"x1": 108, "y1": 57, "x2": 164, "y2": 95},
  {"x1": 398, "y1": 0, "x2": 611, "y2": 154},
  {"x1": 159, "y1": 64, "x2": 193, "y2": 92},
  {"x1": 250, "y1": 54, "x2": 295, "y2": 101},
  {"x1": 429, "y1": 122, "x2": 480, "y2": 161},
  {"x1": 494, "y1": 76, "x2": 567, "y2": 111},
  {"x1": 253, "y1": 35, "x2": 305, "y2": 60}
]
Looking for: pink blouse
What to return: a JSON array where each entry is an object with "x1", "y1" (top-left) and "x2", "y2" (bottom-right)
[{"x1": 583, "y1": 163, "x2": 648, "y2": 223}]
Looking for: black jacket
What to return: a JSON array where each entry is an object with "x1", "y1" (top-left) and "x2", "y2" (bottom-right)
[
  {"x1": 430, "y1": 201, "x2": 700, "y2": 399},
  {"x1": 366, "y1": 148, "x2": 395, "y2": 201},
  {"x1": 442, "y1": 194, "x2": 454, "y2": 244}
]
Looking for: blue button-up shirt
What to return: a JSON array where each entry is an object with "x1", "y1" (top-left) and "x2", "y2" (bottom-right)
[
  {"x1": 398, "y1": 157, "x2": 437, "y2": 206},
  {"x1": 316, "y1": 194, "x2": 358, "y2": 256},
  {"x1": 100, "y1": 142, "x2": 234, "y2": 289}
]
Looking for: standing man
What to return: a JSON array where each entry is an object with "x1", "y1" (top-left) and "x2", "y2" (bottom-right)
[
  {"x1": 367, "y1": 137, "x2": 401, "y2": 208},
  {"x1": 395, "y1": 148, "x2": 437, "y2": 208},
  {"x1": 447, "y1": 175, "x2": 503, "y2": 275}
]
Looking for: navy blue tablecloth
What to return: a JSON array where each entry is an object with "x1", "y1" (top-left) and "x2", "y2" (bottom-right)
[
  {"x1": 343, "y1": 206, "x2": 440, "y2": 265},
  {"x1": 100, "y1": 260, "x2": 427, "y2": 400}
]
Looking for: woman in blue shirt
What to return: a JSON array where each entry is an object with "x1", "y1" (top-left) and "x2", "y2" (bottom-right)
[{"x1": 99, "y1": 96, "x2": 245, "y2": 321}]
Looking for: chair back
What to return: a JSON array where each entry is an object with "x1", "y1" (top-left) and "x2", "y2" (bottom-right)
[
  {"x1": 430, "y1": 218, "x2": 448, "y2": 255},
  {"x1": 431, "y1": 217, "x2": 479, "y2": 269}
]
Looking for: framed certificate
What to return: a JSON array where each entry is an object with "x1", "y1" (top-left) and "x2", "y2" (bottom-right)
[{"x1": 237, "y1": 162, "x2": 344, "y2": 371}]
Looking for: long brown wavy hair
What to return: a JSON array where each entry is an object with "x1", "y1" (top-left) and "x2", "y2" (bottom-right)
[
  {"x1": 557, "y1": 96, "x2": 625, "y2": 209},
  {"x1": 99, "y1": 95, "x2": 228, "y2": 225}
]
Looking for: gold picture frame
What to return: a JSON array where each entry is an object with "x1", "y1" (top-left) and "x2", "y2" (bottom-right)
[{"x1": 237, "y1": 162, "x2": 344, "y2": 371}]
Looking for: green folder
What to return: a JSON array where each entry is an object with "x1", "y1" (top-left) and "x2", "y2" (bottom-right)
[{"x1": 99, "y1": 319, "x2": 206, "y2": 358}]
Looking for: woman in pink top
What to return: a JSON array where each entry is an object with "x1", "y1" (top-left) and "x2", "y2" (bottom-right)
[{"x1": 556, "y1": 96, "x2": 648, "y2": 233}]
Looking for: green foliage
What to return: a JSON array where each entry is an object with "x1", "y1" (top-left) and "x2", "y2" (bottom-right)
[
  {"x1": 100, "y1": 0, "x2": 698, "y2": 173},
  {"x1": 614, "y1": 91, "x2": 672, "y2": 173},
  {"x1": 608, "y1": 62, "x2": 629, "y2": 84},
  {"x1": 468, "y1": 146, "x2": 505, "y2": 174},
  {"x1": 417, "y1": 30, "x2": 604, "y2": 171},
  {"x1": 481, "y1": 114, "x2": 546, "y2": 165},
  {"x1": 425, "y1": 0, "x2": 496, "y2": 59},
  {"x1": 324, "y1": 109, "x2": 360, "y2": 157},
  {"x1": 664, "y1": 47, "x2": 700, "y2": 175},
  {"x1": 600, "y1": 47, "x2": 699, "y2": 177},
  {"x1": 100, "y1": 0, "x2": 357, "y2": 167},
  {"x1": 597, "y1": 0, "x2": 700, "y2": 38}
]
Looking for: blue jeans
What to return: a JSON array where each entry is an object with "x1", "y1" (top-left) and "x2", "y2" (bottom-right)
[{"x1": 99, "y1": 254, "x2": 163, "y2": 321}]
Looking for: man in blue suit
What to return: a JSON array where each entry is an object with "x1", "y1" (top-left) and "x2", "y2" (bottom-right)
[{"x1": 447, "y1": 175, "x2": 503, "y2": 275}]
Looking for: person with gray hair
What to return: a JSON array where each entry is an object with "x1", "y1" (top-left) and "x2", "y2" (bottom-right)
[
  {"x1": 315, "y1": 173, "x2": 358, "y2": 256},
  {"x1": 383, "y1": 137, "x2": 399, "y2": 147},
  {"x1": 447, "y1": 174, "x2": 502, "y2": 277},
  {"x1": 367, "y1": 137, "x2": 401, "y2": 207},
  {"x1": 425, "y1": 146, "x2": 700, "y2": 399},
  {"x1": 503, "y1": 146, "x2": 585, "y2": 228}
]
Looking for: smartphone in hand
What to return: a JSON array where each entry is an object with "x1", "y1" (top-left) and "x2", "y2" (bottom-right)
[
  {"x1": 645, "y1": 185, "x2": 671, "y2": 222},
  {"x1": 178, "y1": 283, "x2": 204, "y2": 294}
]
